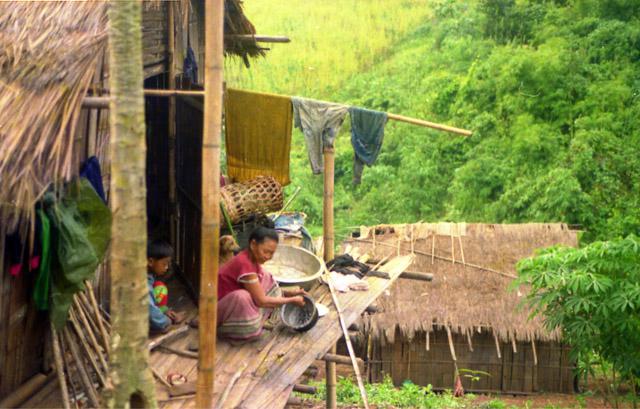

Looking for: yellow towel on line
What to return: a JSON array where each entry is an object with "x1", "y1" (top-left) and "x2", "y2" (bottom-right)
[{"x1": 225, "y1": 88, "x2": 292, "y2": 186}]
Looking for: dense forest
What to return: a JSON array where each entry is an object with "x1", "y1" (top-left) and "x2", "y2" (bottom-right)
[{"x1": 229, "y1": 0, "x2": 640, "y2": 243}]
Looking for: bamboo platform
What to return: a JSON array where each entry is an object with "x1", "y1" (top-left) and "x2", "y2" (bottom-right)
[
  {"x1": 156, "y1": 255, "x2": 412, "y2": 409},
  {"x1": 20, "y1": 255, "x2": 412, "y2": 409}
]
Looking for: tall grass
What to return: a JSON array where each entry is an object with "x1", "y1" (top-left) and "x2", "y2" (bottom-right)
[{"x1": 225, "y1": 0, "x2": 432, "y2": 99}]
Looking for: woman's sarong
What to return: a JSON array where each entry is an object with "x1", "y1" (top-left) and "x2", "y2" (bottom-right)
[{"x1": 217, "y1": 272, "x2": 281, "y2": 340}]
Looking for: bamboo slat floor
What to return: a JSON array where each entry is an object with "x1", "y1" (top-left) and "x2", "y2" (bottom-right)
[{"x1": 22, "y1": 255, "x2": 413, "y2": 409}]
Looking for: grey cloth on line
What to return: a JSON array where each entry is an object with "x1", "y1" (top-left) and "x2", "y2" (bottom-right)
[
  {"x1": 292, "y1": 97, "x2": 349, "y2": 174},
  {"x1": 349, "y1": 106, "x2": 388, "y2": 184}
]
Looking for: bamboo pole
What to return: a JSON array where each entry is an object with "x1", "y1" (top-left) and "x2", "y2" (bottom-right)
[
  {"x1": 63, "y1": 328, "x2": 100, "y2": 408},
  {"x1": 493, "y1": 332, "x2": 502, "y2": 359},
  {"x1": 50, "y1": 325, "x2": 71, "y2": 409},
  {"x1": 531, "y1": 340, "x2": 538, "y2": 366},
  {"x1": 83, "y1": 282, "x2": 110, "y2": 354},
  {"x1": 167, "y1": 0, "x2": 177, "y2": 254},
  {"x1": 225, "y1": 34, "x2": 291, "y2": 43},
  {"x1": 196, "y1": 0, "x2": 223, "y2": 407},
  {"x1": 386, "y1": 113, "x2": 472, "y2": 136},
  {"x1": 323, "y1": 264, "x2": 370, "y2": 409},
  {"x1": 323, "y1": 146, "x2": 337, "y2": 409}
]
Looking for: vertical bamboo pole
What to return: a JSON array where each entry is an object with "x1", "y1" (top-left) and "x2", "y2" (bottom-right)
[
  {"x1": 323, "y1": 146, "x2": 337, "y2": 409},
  {"x1": 167, "y1": 1, "x2": 177, "y2": 249},
  {"x1": 196, "y1": 0, "x2": 223, "y2": 408}
]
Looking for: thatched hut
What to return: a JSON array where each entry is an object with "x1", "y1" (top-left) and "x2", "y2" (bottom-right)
[
  {"x1": 342, "y1": 223, "x2": 580, "y2": 394},
  {"x1": 0, "y1": 1, "x2": 261, "y2": 400}
]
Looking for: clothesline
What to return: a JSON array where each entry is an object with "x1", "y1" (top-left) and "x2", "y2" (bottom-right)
[{"x1": 82, "y1": 89, "x2": 472, "y2": 137}]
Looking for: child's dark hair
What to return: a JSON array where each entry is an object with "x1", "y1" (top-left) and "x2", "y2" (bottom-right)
[
  {"x1": 249, "y1": 226, "x2": 279, "y2": 244},
  {"x1": 147, "y1": 240, "x2": 174, "y2": 259}
]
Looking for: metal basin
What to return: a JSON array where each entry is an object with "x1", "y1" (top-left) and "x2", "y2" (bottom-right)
[{"x1": 265, "y1": 244, "x2": 323, "y2": 289}]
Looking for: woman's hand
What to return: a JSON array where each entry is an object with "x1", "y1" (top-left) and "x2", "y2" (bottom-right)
[
  {"x1": 288, "y1": 296, "x2": 306, "y2": 307},
  {"x1": 283, "y1": 288, "x2": 307, "y2": 297}
]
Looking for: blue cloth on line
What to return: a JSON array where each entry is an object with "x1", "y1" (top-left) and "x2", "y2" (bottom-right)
[
  {"x1": 80, "y1": 156, "x2": 106, "y2": 203},
  {"x1": 183, "y1": 46, "x2": 198, "y2": 84},
  {"x1": 349, "y1": 107, "x2": 388, "y2": 184}
]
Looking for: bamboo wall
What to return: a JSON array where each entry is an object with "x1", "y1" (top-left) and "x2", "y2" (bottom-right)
[{"x1": 364, "y1": 329, "x2": 575, "y2": 394}]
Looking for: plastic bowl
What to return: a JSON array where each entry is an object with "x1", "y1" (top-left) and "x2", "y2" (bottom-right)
[{"x1": 280, "y1": 294, "x2": 319, "y2": 332}]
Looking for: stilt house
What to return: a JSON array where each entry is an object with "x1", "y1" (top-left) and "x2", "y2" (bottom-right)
[{"x1": 343, "y1": 223, "x2": 580, "y2": 394}]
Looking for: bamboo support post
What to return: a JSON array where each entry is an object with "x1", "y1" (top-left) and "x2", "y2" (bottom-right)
[
  {"x1": 50, "y1": 324, "x2": 71, "y2": 409},
  {"x1": 167, "y1": 0, "x2": 177, "y2": 251},
  {"x1": 531, "y1": 339, "x2": 538, "y2": 366},
  {"x1": 323, "y1": 146, "x2": 337, "y2": 409},
  {"x1": 83, "y1": 281, "x2": 110, "y2": 354},
  {"x1": 493, "y1": 332, "x2": 502, "y2": 359},
  {"x1": 63, "y1": 328, "x2": 100, "y2": 408},
  {"x1": 196, "y1": 0, "x2": 224, "y2": 407}
]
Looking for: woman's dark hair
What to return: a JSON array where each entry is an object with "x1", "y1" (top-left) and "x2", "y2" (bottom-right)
[
  {"x1": 147, "y1": 240, "x2": 174, "y2": 259},
  {"x1": 249, "y1": 226, "x2": 279, "y2": 245}
]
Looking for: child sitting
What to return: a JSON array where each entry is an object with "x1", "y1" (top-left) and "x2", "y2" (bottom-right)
[{"x1": 147, "y1": 240, "x2": 184, "y2": 334}]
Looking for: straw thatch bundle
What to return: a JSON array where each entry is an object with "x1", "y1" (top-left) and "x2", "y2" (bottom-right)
[
  {"x1": 343, "y1": 223, "x2": 579, "y2": 345},
  {"x1": 0, "y1": 2, "x2": 108, "y2": 237},
  {"x1": 224, "y1": 0, "x2": 265, "y2": 66}
]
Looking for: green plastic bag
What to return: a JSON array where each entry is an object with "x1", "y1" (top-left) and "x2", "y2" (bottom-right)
[{"x1": 45, "y1": 179, "x2": 111, "y2": 329}]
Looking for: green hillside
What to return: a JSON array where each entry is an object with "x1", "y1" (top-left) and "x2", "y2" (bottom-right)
[{"x1": 227, "y1": 0, "x2": 640, "y2": 243}]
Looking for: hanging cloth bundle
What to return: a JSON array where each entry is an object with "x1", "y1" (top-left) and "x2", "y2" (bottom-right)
[
  {"x1": 349, "y1": 107, "x2": 388, "y2": 185},
  {"x1": 44, "y1": 178, "x2": 111, "y2": 329}
]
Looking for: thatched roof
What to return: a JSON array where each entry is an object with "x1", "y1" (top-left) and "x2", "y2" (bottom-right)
[
  {"x1": 0, "y1": 2, "x2": 109, "y2": 236},
  {"x1": 343, "y1": 223, "x2": 579, "y2": 344},
  {"x1": 0, "y1": 0, "x2": 261, "y2": 238}
]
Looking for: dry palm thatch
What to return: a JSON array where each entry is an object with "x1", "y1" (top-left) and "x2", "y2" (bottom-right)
[
  {"x1": 343, "y1": 223, "x2": 579, "y2": 344},
  {"x1": 0, "y1": 2, "x2": 108, "y2": 237},
  {"x1": 224, "y1": 0, "x2": 265, "y2": 66}
]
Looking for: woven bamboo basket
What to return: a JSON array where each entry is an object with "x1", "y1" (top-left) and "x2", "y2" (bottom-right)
[{"x1": 221, "y1": 176, "x2": 283, "y2": 223}]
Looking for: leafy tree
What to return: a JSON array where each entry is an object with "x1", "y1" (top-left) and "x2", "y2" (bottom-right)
[{"x1": 517, "y1": 235, "x2": 640, "y2": 404}]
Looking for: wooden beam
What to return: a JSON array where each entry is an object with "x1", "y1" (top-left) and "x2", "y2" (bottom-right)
[
  {"x1": 321, "y1": 353, "x2": 364, "y2": 366},
  {"x1": 196, "y1": 0, "x2": 224, "y2": 407},
  {"x1": 293, "y1": 384, "x2": 317, "y2": 394}
]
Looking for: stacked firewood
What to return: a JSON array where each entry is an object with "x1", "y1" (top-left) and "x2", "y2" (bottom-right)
[{"x1": 51, "y1": 282, "x2": 110, "y2": 409}]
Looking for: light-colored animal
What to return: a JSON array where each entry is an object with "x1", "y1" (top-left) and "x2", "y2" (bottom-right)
[{"x1": 220, "y1": 235, "x2": 240, "y2": 265}]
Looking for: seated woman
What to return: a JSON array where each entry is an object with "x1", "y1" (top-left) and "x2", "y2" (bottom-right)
[{"x1": 217, "y1": 226, "x2": 306, "y2": 341}]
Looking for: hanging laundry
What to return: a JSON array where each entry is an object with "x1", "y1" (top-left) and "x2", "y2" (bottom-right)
[
  {"x1": 45, "y1": 179, "x2": 111, "y2": 329},
  {"x1": 292, "y1": 97, "x2": 348, "y2": 174},
  {"x1": 5, "y1": 214, "x2": 42, "y2": 276},
  {"x1": 225, "y1": 88, "x2": 293, "y2": 185},
  {"x1": 80, "y1": 156, "x2": 106, "y2": 203},
  {"x1": 33, "y1": 209, "x2": 51, "y2": 310},
  {"x1": 349, "y1": 106, "x2": 388, "y2": 184},
  {"x1": 183, "y1": 46, "x2": 198, "y2": 84}
]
